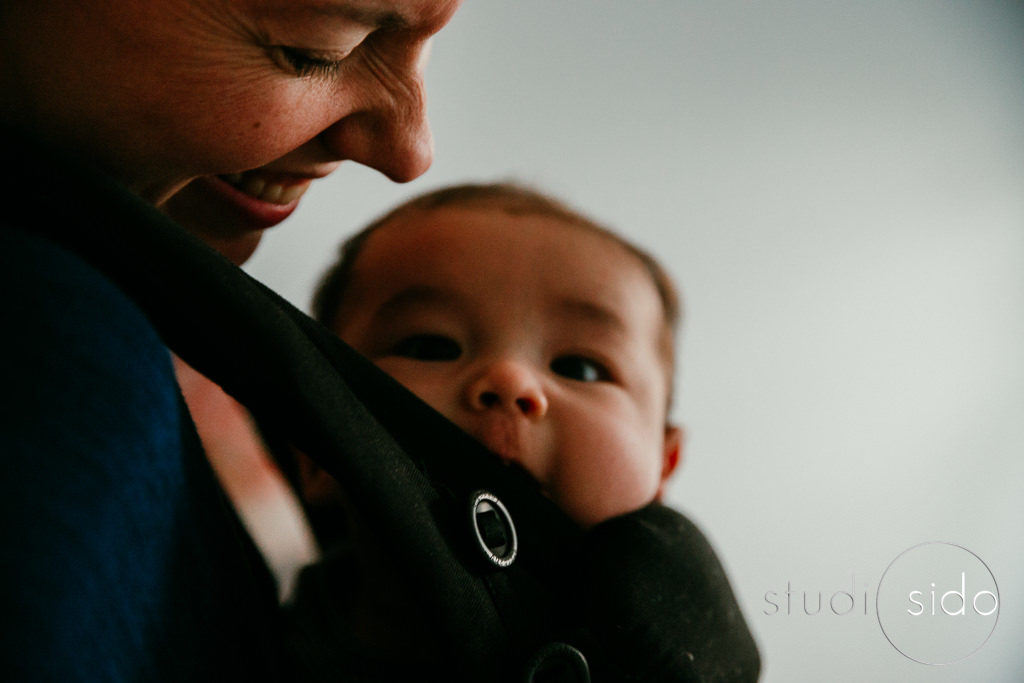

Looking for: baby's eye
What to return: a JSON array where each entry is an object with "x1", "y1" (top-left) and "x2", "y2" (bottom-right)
[
  {"x1": 550, "y1": 355, "x2": 612, "y2": 383},
  {"x1": 271, "y1": 46, "x2": 345, "y2": 78},
  {"x1": 391, "y1": 334, "x2": 462, "y2": 361}
]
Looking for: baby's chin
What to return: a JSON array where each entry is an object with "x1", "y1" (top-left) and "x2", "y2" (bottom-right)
[{"x1": 553, "y1": 490, "x2": 655, "y2": 529}]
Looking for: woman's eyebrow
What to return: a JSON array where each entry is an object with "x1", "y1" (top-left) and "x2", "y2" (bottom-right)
[{"x1": 284, "y1": 2, "x2": 410, "y2": 30}]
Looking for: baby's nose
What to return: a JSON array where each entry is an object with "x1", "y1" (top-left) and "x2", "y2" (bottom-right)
[{"x1": 466, "y1": 360, "x2": 548, "y2": 418}]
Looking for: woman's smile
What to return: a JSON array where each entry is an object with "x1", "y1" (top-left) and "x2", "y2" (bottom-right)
[{"x1": 218, "y1": 171, "x2": 314, "y2": 206}]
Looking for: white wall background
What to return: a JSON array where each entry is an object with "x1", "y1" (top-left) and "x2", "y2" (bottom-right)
[{"x1": 246, "y1": 2, "x2": 1024, "y2": 680}]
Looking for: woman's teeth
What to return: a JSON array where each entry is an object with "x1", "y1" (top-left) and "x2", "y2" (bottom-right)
[{"x1": 221, "y1": 173, "x2": 308, "y2": 205}]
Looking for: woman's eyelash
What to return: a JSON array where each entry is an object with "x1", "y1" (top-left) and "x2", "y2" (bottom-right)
[{"x1": 272, "y1": 46, "x2": 344, "y2": 78}]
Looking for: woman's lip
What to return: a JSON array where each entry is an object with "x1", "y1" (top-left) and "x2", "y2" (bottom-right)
[
  {"x1": 198, "y1": 174, "x2": 310, "y2": 230},
  {"x1": 220, "y1": 172, "x2": 314, "y2": 205}
]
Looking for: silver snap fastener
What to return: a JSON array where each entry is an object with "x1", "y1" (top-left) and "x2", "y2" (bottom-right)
[
  {"x1": 469, "y1": 490, "x2": 517, "y2": 567},
  {"x1": 523, "y1": 642, "x2": 590, "y2": 683}
]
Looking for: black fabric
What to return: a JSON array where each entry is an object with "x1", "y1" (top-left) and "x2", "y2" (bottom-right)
[
  {"x1": 2, "y1": 125, "x2": 760, "y2": 681},
  {"x1": 570, "y1": 505, "x2": 761, "y2": 681}
]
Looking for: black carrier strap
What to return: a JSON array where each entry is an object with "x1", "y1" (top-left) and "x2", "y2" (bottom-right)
[
  {"x1": 7, "y1": 127, "x2": 760, "y2": 681},
  {"x1": 7, "y1": 129, "x2": 584, "y2": 680}
]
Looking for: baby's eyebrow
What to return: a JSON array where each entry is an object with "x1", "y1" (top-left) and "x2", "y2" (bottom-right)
[
  {"x1": 373, "y1": 285, "x2": 462, "y2": 321},
  {"x1": 555, "y1": 298, "x2": 627, "y2": 335}
]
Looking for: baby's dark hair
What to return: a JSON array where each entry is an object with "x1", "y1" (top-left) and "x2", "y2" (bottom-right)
[{"x1": 312, "y1": 181, "x2": 682, "y2": 404}]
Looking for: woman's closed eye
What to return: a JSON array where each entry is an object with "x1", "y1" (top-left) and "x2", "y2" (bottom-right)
[
  {"x1": 391, "y1": 334, "x2": 462, "y2": 361},
  {"x1": 270, "y1": 46, "x2": 347, "y2": 78},
  {"x1": 550, "y1": 355, "x2": 612, "y2": 383}
]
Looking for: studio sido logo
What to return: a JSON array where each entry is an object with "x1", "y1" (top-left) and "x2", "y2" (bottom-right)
[
  {"x1": 762, "y1": 542, "x2": 999, "y2": 665},
  {"x1": 876, "y1": 542, "x2": 999, "y2": 665}
]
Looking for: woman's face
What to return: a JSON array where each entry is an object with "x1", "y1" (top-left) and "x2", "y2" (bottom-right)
[{"x1": 3, "y1": 0, "x2": 459, "y2": 205}]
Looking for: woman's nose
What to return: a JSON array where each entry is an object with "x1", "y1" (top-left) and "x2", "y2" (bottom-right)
[
  {"x1": 465, "y1": 360, "x2": 549, "y2": 419},
  {"x1": 318, "y1": 44, "x2": 434, "y2": 182}
]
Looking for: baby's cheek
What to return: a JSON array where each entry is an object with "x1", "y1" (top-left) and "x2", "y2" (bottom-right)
[
  {"x1": 550, "y1": 429, "x2": 660, "y2": 527},
  {"x1": 374, "y1": 361, "x2": 459, "y2": 419}
]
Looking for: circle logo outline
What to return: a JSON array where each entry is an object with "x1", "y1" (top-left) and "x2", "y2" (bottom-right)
[{"x1": 875, "y1": 541, "x2": 999, "y2": 666}]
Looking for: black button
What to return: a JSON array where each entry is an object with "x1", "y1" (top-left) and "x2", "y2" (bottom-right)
[
  {"x1": 469, "y1": 490, "x2": 517, "y2": 567},
  {"x1": 523, "y1": 642, "x2": 590, "y2": 683}
]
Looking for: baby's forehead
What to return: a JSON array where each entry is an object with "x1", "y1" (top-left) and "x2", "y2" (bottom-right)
[
  {"x1": 367, "y1": 203, "x2": 669, "y2": 326},
  {"x1": 357, "y1": 202, "x2": 669, "y2": 319},
  {"x1": 369, "y1": 203, "x2": 641, "y2": 266}
]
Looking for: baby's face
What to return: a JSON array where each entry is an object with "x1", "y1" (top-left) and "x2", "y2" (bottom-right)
[{"x1": 334, "y1": 206, "x2": 680, "y2": 526}]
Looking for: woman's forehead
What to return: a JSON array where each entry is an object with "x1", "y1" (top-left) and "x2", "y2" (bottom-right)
[{"x1": 242, "y1": 0, "x2": 459, "y2": 33}]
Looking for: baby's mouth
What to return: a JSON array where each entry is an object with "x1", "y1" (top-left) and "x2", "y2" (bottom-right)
[
  {"x1": 219, "y1": 172, "x2": 311, "y2": 205},
  {"x1": 474, "y1": 417, "x2": 527, "y2": 466}
]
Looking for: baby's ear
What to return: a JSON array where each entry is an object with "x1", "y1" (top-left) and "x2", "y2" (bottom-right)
[{"x1": 655, "y1": 425, "x2": 683, "y2": 500}]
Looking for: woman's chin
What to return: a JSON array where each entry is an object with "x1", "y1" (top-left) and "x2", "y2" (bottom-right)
[
  {"x1": 161, "y1": 175, "x2": 301, "y2": 265},
  {"x1": 199, "y1": 230, "x2": 266, "y2": 266}
]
